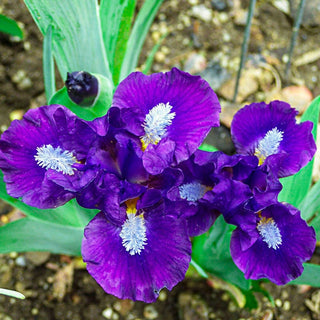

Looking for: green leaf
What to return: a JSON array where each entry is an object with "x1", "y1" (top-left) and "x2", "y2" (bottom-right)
[
  {"x1": 278, "y1": 96, "x2": 320, "y2": 207},
  {"x1": 23, "y1": 0, "x2": 112, "y2": 82},
  {"x1": 43, "y1": 24, "x2": 56, "y2": 102},
  {"x1": 100, "y1": 0, "x2": 137, "y2": 84},
  {"x1": 0, "y1": 289, "x2": 25, "y2": 300},
  {"x1": 0, "y1": 14, "x2": 24, "y2": 39},
  {"x1": 49, "y1": 73, "x2": 113, "y2": 120},
  {"x1": 299, "y1": 179, "x2": 320, "y2": 221},
  {"x1": 190, "y1": 259, "x2": 208, "y2": 278},
  {"x1": 198, "y1": 143, "x2": 218, "y2": 152},
  {"x1": 192, "y1": 216, "x2": 250, "y2": 290},
  {"x1": 310, "y1": 214, "x2": 320, "y2": 240},
  {"x1": 0, "y1": 170, "x2": 95, "y2": 255},
  {"x1": 100, "y1": 0, "x2": 136, "y2": 74},
  {"x1": 290, "y1": 263, "x2": 320, "y2": 287},
  {"x1": 120, "y1": 0, "x2": 164, "y2": 81},
  {"x1": 241, "y1": 289, "x2": 258, "y2": 309},
  {"x1": 0, "y1": 217, "x2": 83, "y2": 255},
  {"x1": 50, "y1": 87, "x2": 97, "y2": 120},
  {"x1": 142, "y1": 32, "x2": 167, "y2": 75}
]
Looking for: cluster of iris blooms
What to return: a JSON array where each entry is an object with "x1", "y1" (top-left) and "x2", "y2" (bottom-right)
[{"x1": 0, "y1": 68, "x2": 317, "y2": 302}]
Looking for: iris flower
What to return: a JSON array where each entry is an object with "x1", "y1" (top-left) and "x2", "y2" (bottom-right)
[
  {"x1": 111, "y1": 68, "x2": 221, "y2": 174},
  {"x1": 231, "y1": 101, "x2": 316, "y2": 177},
  {"x1": 166, "y1": 150, "x2": 253, "y2": 236},
  {"x1": 82, "y1": 199, "x2": 191, "y2": 302},
  {"x1": 0, "y1": 105, "x2": 98, "y2": 208},
  {"x1": 229, "y1": 203, "x2": 316, "y2": 285}
]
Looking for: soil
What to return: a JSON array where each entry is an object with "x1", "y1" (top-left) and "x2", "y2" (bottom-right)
[{"x1": 1, "y1": 0, "x2": 320, "y2": 319}]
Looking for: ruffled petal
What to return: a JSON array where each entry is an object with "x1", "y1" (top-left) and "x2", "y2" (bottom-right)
[
  {"x1": 112, "y1": 68, "x2": 221, "y2": 172},
  {"x1": 230, "y1": 203, "x2": 316, "y2": 285},
  {"x1": 231, "y1": 101, "x2": 316, "y2": 177},
  {"x1": 0, "y1": 105, "x2": 98, "y2": 208},
  {"x1": 82, "y1": 210, "x2": 191, "y2": 302}
]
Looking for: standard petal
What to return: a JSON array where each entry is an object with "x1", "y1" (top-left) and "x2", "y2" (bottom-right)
[{"x1": 112, "y1": 68, "x2": 221, "y2": 172}]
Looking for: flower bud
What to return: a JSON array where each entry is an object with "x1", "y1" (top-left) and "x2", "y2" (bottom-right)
[{"x1": 65, "y1": 71, "x2": 99, "y2": 106}]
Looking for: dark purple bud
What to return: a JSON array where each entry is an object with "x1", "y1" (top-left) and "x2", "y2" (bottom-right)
[{"x1": 65, "y1": 71, "x2": 99, "y2": 106}]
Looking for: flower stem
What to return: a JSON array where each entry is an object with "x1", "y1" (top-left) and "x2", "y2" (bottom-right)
[
  {"x1": 233, "y1": 0, "x2": 257, "y2": 103},
  {"x1": 285, "y1": 0, "x2": 306, "y2": 81}
]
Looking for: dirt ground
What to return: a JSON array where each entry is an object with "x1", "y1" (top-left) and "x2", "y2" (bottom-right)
[{"x1": 1, "y1": 0, "x2": 320, "y2": 319}]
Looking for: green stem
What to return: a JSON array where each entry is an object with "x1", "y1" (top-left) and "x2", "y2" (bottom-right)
[
  {"x1": 232, "y1": 0, "x2": 256, "y2": 103},
  {"x1": 285, "y1": 0, "x2": 306, "y2": 80}
]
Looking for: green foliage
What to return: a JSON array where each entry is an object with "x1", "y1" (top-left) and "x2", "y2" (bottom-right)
[
  {"x1": 290, "y1": 263, "x2": 320, "y2": 287},
  {"x1": 0, "y1": 14, "x2": 24, "y2": 39},
  {"x1": 0, "y1": 288, "x2": 25, "y2": 300},
  {"x1": 43, "y1": 24, "x2": 56, "y2": 102},
  {"x1": 119, "y1": 0, "x2": 164, "y2": 81},
  {"x1": 0, "y1": 218, "x2": 84, "y2": 255},
  {"x1": 190, "y1": 259, "x2": 208, "y2": 278},
  {"x1": 278, "y1": 96, "x2": 320, "y2": 207},
  {"x1": 49, "y1": 73, "x2": 113, "y2": 120},
  {"x1": 100, "y1": 0, "x2": 137, "y2": 84},
  {"x1": 300, "y1": 179, "x2": 320, "y2": 221},
  {"x1": 24, "y1": 0, "x2": 112, "y2": 81},
  {"x1": 198, "y1": 143, "x2": 218, "y2": 152},
  {"x1": 192, "y1": 216, "x2": 251, "y2": 291},
  {"x1": 100, "y1": 0, "x2": 136, "y2": 72}
]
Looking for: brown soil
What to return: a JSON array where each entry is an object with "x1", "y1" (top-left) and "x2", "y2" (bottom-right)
[{"x1": 1, "y1": 0, "x2": 320, "y2": 319}]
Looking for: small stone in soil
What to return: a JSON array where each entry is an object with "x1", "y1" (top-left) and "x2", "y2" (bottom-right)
[
  {"x1": 15, "y1": 256, "x2": 26, "y2": 267},
  {"x1": 275, "y1": 298, "x2": 282, "y2": 307},
  {"x1": 143, "y1": 305, "x2": 159, "y2": 320},
  {"x1": 211, "y1": 0, "x2": 228, "y2": 12},
  {"x1": 283, "y1": 300, "x2": 291, "y2": 311},
  {"x1": 102, "y1": 307, "x2": 113, "y2": 319}
]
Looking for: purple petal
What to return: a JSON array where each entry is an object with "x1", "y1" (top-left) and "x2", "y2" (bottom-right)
[
  {"x1": 142, "y1": 139, "x2": 176, "y2": 175},
  {"x1": 82, "y1": 210, "x2": 191, "y2": 302},
  {"x1": 112, "y1": 68, "x2": 221, "y2": 171},
  {"x1": 186, "y1": 205, "x2": 220, "y2": 237},
  {"x1": 0, "y1": 105, "x2": 98, "y2": 208},
  {"x1": 231, "y1": 101, "x2": 316, "y2": 177},
  {"x1": 76, "y1": 173, "x2": 122, "y2": 218},
  {"x1": 230, "y1": 203, "x2": 316, "y2": 285}
]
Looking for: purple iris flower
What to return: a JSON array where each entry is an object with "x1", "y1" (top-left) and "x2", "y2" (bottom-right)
[
  {"x1": 76, "y1": 128, "x2": 151, "y2": 213},
  {"x1": 231, "y1": 101, "x2": 316, "y2": 177},
  {"x1": 243, "y1": 165, "x2": 282, "y2": 212},
  {"x1": 76, "y1": 125, "x2": 186, "y2": 220},
  {"x1": 229, "y1": 203, "x2": 316, "y2": 285},
  {"x1": 0, "y1": 105, "x2": 98, "y2": 209},
  {"x1": 111, "y1": 68, "x2": 221, "y2": 174},
  {"x1": 201, "y1": 151, "x2": 282, "y2": 212},
  {"x1": 166, "y1": 150, "x2": 253, "y2": 236},
  {"x1": 82, "y1": 199, "x2": 191, "y2": 302}
]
